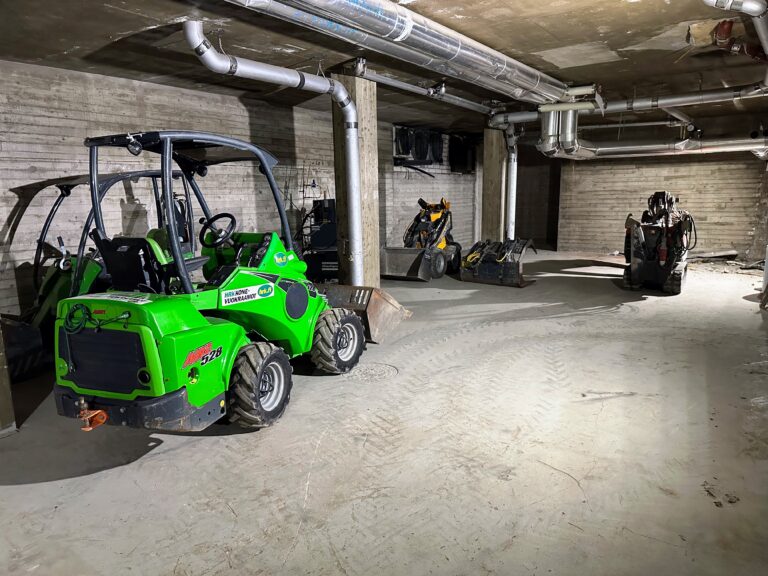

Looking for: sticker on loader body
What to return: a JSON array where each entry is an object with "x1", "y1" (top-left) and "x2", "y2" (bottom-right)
[
  {"x1": 221, "y1": 284, "x2": 274, "y2": 306},
  {"x1": 183, "y1": 342, "x2": 223, "y2": 368},
  {"x1": 73, "y1": 292, "x2": 152, "y2": 305}
]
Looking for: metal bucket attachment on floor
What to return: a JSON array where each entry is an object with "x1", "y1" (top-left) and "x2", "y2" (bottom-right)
[
  {"x1": 322, "y1": 285, "x2": 411, "y2": 343},
  {"x1": 380, "y1": 247, "x2": 430, "y2": 282},
  {"x1": 459, "y1": 239, "x2": 536, "y2": 288},
  {"x1": 0, "y1": 317, "x2": 46, "y2": 383}
]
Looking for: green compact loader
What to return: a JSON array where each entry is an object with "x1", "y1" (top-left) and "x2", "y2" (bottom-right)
[
  {"x1": 3, "y1": 170, "x2": 187, "y2": 381},
  {"x1": 54, "y1": 131, "x2": 365, "y2": 432}
]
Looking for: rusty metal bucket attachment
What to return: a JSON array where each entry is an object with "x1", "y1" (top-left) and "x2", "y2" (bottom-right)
[
  {"x1": 322, "y1": 285, "x2": 411, "y2": 344},
  {"x1": 379, "y1": 247, "x2": 430, "y2": 281}
]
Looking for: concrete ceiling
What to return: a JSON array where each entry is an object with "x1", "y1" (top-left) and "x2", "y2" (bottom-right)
[{"x1": 1, "y1": 0, "x2": 767, "y2": 132}]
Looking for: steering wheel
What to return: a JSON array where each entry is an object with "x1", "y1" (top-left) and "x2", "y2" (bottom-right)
[{"x1": 199, "y1": 213, "x2": 237, "y2": 248}]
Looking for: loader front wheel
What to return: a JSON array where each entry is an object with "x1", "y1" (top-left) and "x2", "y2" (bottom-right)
[
  {"x1": 428, "y1": 248, "x2": 447, "y2": 279},
  {"x1": 311, "y1": 309, "x2": 365, "y2": 374},
  {"x1": 229, "y1": 342, "x2": 293, "y2": 429}
]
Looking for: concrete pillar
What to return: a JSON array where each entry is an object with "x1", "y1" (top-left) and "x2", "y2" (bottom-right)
[
  {"x1": 749, "y1": 162, "x2": 768, "y2": 261},
  {"x1": 0, "y1": 328, "x2": 16, "y2": 439},
  {"x1": 331, "y1": 74, "x2": 380, "y2": 287},
  {"x1": 482, "y1": 128, "x2": 506, "y2": 241}
]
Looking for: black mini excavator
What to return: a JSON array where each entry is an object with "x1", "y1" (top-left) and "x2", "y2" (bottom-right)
[{"x1": 623, "y1": 191, "x2": 696, "y2": 295}]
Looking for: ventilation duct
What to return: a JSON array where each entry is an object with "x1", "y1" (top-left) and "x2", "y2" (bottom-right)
[
  {"x1": 543, "y1": 110, "x2": 768, "y2": 159},
  {"x1": 226, "y1": 0, "x2": 569, "y2": 103},
  {"x1": 183, "y1": 20, "x2": 365, "y2": 285}
]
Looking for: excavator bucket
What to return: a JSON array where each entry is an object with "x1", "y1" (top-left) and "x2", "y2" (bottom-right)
[
  {"x1": 322, "y1": 285, "x2": 411, "y2": 344},
  {"x1": 459, "y1": 239, "x2": 536, "y2": 288},
  {"x1": 379, "y1": 247, "x2": 431, "y2": 282}
]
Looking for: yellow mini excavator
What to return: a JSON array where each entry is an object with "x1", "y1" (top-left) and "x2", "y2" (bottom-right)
[{"x1": 380, "y1": 198, "x2": 461, "y2": 281}]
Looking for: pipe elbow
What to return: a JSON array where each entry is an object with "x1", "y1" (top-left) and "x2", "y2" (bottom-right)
[
  {"x1": 183, "y1": 20, "x2": 206, "y2": 50},
  {"x1": 183, "y1": 20, "x2": 234, "y2": 75},
  {"x1": 701, "y1": 0, "x2": 768, "y2": 17}
]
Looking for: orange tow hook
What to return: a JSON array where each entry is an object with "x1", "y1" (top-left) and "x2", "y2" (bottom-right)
[{"x1": 78, "y1": 409, "x2": 108, "y2": 431}]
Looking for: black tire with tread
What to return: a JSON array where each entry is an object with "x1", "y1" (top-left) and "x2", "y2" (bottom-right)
[
  {"x1": 228, "y1": 342, "x2": 293, "y2": 429},
  {"x1": 311, "y1": 308, "x2": 365, "y2": 374},
  {"x1": 663, "y1": 268, "x2": 685, "y2": 295},
  {"x1": 428, "y1": 248, "x2": 447, "y2": 279},
  {"x1": 622, "y1": 266, "x2": 632, "y2": 290}
]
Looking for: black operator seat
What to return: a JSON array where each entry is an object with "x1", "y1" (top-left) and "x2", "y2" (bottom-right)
[{"x1": 90, "y1": 229, "x2": 167, "y2": 293}]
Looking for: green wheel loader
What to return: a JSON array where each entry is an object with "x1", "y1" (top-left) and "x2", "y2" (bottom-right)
[
  {"x1": 3, "y1": 170, "x2": 187, "y2": 381},
  {"x1": 54, "y1": 131, "x2": 365, "y2": 432}
]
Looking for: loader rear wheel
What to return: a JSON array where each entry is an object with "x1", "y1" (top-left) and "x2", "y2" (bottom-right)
[
  {"x1": 228, "y1": 342, "x2": 293, "y2": 429},
  {"x1": 622, "y1": 266, "x2": 632, "y2": 289},
  {"x1": 428, "y1": 248, "x2": 447, "y2": 279},
  {"x1": 311, "y1": 308, "x2": 365, "y2": 374},
  {"x1": 663, "y1": 268, "x2": 685, "y2": 296}
]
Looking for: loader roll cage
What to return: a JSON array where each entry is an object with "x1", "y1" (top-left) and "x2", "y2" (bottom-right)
[
  {"x1": 83, "y1": 131, "x2": 293, "y2": 296},
  {"x1": 66, "y1": 170, "x2": 186, "y2": 298}
]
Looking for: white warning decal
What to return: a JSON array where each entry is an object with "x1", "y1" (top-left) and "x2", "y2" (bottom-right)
[
  {"x1": 74, "y1": 293, "x2": 152, "y2": 305},
  {"x1": 221, "y1": 284, "x2": 275, "y2": 306}
]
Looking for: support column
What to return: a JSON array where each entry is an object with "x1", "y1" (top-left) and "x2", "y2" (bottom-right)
[
  {"x1": 332, "y1": 74, "x2": 380, "y2": 287},
  {"x1": 482, "y1": 128, "x2": 506, "y2": 241},
  {"x1": 749, "y1": 162, "x2": 768, "y2": 261},
  {"x1": 0, "y1": 328, "x2": 16, "y2": 439}
]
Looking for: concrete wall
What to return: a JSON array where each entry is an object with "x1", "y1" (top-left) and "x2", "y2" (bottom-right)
[
  {"x1": 559, "y1": 156, "x2": 765, "y2": 255},
  {"x1": 0, "y1": 60, "x2": 339, "y2": 314},
  {"x1": 378, "y1": 125, "x2": 478, "y2": 249},
  {"x1": 0, "y1": 60, "x2": 481, "y2": 314},
  {"x1": 516, "y1": 147, "x2": 560, "y2": 249}
]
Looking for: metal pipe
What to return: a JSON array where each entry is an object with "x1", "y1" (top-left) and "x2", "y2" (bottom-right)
[
  {"x1": 580, "y1": 120, "x2": 685, "y2": 130},
  {"x1": 539, "y1": 102, "x2": 599, "y2": 112},
  {"x1": 702, "y1": 0, "x2": 768, "y2": 84},
  {"x1": 489, "y1": 83, "x2": 768, "y2": 128},
  {"x1": 661, "y1": 107, "x2": 695, "y2": 128},
  {"x1": 228, "y1": 0, "x2": 568, "y2": 103},
  {"x1": 536, "y1": 111, "x2": 561, "y2": 156},
  {"x1": 489, "y1": 111, "x2": 540, "y2": 127},
  {"x1": 591, "y1": 137, "x2": 768, "y2": 158},
  {"x1": 505, "y1": 129, "x2": 518, "y2": 240},
  {"x1": 553, "y1": 110, "x2": 768, "y2": 159},
  {"x1": 360, "y1": 68, "x2": 493, "y2": 114},
  {"x1": 183, "y1": 20, "x2": 364, "y2": 285},
  {"x1": 702, "y1": 0, "x2": 767, "y2": 17},
  {"x1": 276, "y1": 0, "x2": 569, "y2": 101}
]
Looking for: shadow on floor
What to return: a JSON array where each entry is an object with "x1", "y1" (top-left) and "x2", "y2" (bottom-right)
[
  {"x1": 386, "y1": 259, "x2": 655, "y2": 322},
  {"x1": 0, "y1": 399, "x2": 163, "y2": 485},
  {"x1": 11, "y1": 369, "x2": 54, "y2": 428}
]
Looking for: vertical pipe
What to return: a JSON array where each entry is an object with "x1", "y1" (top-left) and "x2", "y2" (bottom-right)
[
  {"x1": 339, "y1": 98, "x2": 364, "y2": 286},
  {"x1": 184, "y1": 20, "x2": 363, "y2": 285},
  {"x1": 506, "y1": 147, "x2": 518, "y2": 241}
]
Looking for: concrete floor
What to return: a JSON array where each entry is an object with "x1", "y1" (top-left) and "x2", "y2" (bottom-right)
[{"x1": 1, "y1": 253, "x2": 767, "y2": 576}]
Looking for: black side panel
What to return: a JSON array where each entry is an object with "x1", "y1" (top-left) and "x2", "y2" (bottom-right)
[
  {"x1": 58, "y1": 327, "x2": 148, "y2": 394},
  {"x1": 285, "y1": 283, "x2": 309, "y2": 320}
]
